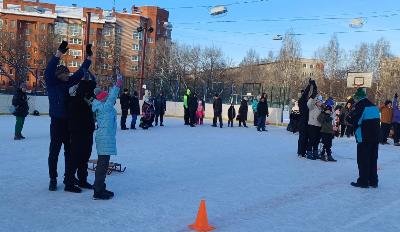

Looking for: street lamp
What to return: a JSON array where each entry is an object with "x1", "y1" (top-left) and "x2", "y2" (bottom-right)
[{"x1": 137, "y1": 23, "x2": 153, "y2": 99}]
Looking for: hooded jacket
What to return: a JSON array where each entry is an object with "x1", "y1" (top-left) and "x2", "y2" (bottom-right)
[{"x1": 12, "y1": 89, "x2": 29, "y2": 117}]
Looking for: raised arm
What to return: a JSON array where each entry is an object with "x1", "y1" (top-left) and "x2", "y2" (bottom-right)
[
  {"x1": 45, "y1": 41, "x2": 69, "y2": 86},
  {"x1": 69, "y1": 44, "x2": 93, "y2": 86}
]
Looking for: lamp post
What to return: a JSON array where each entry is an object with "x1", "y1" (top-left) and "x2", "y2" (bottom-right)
[{"x1": 137, "y1": 22, "x2": 153, "y2": 99}]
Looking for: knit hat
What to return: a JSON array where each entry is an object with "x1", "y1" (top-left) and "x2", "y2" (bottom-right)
[
  {"x1": 94, "y1": 87, "x2": 108, "y2": 101},
  {"x1": 325, "y1": 97, "x2": 334, "y2": 107},
  {"x1": 353, "y1": 88, "x2": 366, "y2": 100},
  {"x1": 316, "y1": 95, "x2": 323, "y2": 103}
]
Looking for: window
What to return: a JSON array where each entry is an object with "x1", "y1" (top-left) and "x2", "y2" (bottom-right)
[
  {"x1": 10, "y1": 20, "x2": 16, "y2": 28},
  {"x1": 101, "y1": 63, "x2": 107, "y2": 70},
  {"x1": 40, "y1": 23, "x2": 46, "y2": 30},
  {"x1": 310, "y1": 64, "x2": 314, "y2": 69},
  {"x1": 133, "y1": 31, "x2": 142, "y2": 40},
  {"x1": 68, "y1": 61, "x2": 81, "y2": 67},
  {"x1": 57, "y1": 37, "x2": 67, "y2": 43},
  {"x1": 131, "y1": 65, "x2": 139, "y2": 71},
  {"x1": 34, "y1": 47, "x2": 38, "y2": 53},
  {"x1": 131, "y1": 55, "x2": 140, "y2": 62},
  {"x1": 147, "y1": 37, "x2": 154, "y2": 43},
  {"x1": 310, "y1": 73, "x2": 314, "y2": 76},
  {"x1": 25, "y1": 41, "x2": 31, "y2": 47},
  {"x1": 108, "y1": 64, "x2": 113, "y2": 70},
  {"x1": 69, "y1": 38, "x2": 82, "y2": 45},
  {"x1": 116, "y1": 28, "x2": 122, "y2": 34},
  {"x1": 68, "y1": 24, "x2": 82, "y2": 36},
  {"x1": 55, "y1": 22, "x2": 68, "y2": 35},
  {"x1": 69, "y1": 49, "x2": 82, "y2": 57},
  {"x1": 0, "y1": 19, "x2": 3, "y2": 29},
  {"x1": 303, "y1": 64, "x2": 307, "y2": 68},
  {"x1": 132, "y1": 44, "x2": 140, "y2": 51},
  {"x1": 102, "y1": 41, "x2": 109, "y2": 47},
  {"x1": 26, "y1": 54, "x2": 31, "y2": 60},
  {"x1": 9, "y1": 68, "x2": 13, "y2": 75},
  {"x1": 27, "y1": 76, "x2": 30, "y2": 82},
  {"x1": 103, "y1": 28, "x2": 112, "y2": 36},
  {"x1": 10, "y1": 32, "x2": 15, "y2": 39}
]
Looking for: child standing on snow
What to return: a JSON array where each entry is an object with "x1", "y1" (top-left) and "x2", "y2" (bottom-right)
[
  {"x1": 196, "y1": 98, "x2": 205, "y2": 125},
  {"x1": 317, "y1": 105, "x2": 337, "y2": 162},
  {"x1": 228, "y1": 103, "x2": 236, "y2": 127},
  {"x1": 91, "y1": 71, "x2": 123, "y2": 200}
]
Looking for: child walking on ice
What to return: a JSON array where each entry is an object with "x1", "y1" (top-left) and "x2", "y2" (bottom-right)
[
  {"x1": 317, "y1": 104, "x2": 337, "y2": 162},
  {"x1": 91, "y1": 70, "x2": 123, "y2": 200}
]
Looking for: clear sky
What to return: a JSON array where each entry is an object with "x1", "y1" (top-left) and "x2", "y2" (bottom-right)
[{"x1": 46, "y1": 0, "x2": 400, "y2": 64}]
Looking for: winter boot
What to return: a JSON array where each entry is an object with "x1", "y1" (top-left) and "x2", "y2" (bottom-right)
[
  {"x1": 319, "y1": 149, "x2": 328, "y2": 161},
  {"x1": 19, "y1": 133, "x2": 26, "y2": 139},
  {"x1": 14, "y1": 135, "x2": 22, "y2": 140},
  {"x1": 394, "y1": 142, "x2": 400, "y2": 146},
  {"x1": 313, "y1": 150, "x2": 321, "y2": 160},
  {"x1": 93, "y1": 190, "x2": 113, "y2": 200},
  {"x1": 306, "y1": 151, "x2": 316, "y2": 160},
  {"x1": 64, "y1": 185, "x2": 82, "y2": 193},
  {"x1": 160, "y1": 123, "x2": 164, "y2": 126},
  {"x1": 78, "y1": 180, "x2": 94, "y2": 189},
  {"x1": 350, "y1": 182, "x2": 368, "y2": 188},
  {"x1": 49, "y1": 179, "x2": 57, "y2": 191},
  {"x1": 327, "y1": 154, "x2": 337, "y2": 162}
]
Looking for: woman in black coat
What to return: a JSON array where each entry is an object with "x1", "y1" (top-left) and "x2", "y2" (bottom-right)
[
  {"x1": 12, "y1": 83, "x2": 29, "y2": 140},
  {"x1": 238, "y1": 98, "x2": 248, "y2": 127}
]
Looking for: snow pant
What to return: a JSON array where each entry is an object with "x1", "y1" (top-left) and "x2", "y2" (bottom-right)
[
  {"x1": 356, "y1": 142, "x2": 378, "y2": 186},
  {"x1": 130, "y1": 114, "x2": 138, "y2": 129},
  {"x1": 15, "y1": 116, "x2": 25, "y2": 136},
  {"x1": 253, "y1": 112, "x2": 258, "y2": 126},
  {"x1": 155, "y1": 113, "x2": 164, "y2": 125},
  {"x1": 213, "y1": 113, "x2": 223, "y2": 127},
  {"x1": 393, "y1": 122, "x2": 400, "y2": 144},
  {"x1": 70, "y1": 131, "x2": 93, "y2": 183},
  {"x1": 380, "y1": 122, "x2": 392, "y2": 143},
  {"x1": 121, "y1": 109, "x2": 128, "y2": 129},
  {"x1": 239, "y1": 119, "x2": 247, "y2": 127},
  {"x1": 345, "y1": 125, "x2": 354, "y2": 137},
  {"x1": 94, "y1": 155, "x2": 110, "y2": 192},
  {"x1": 320, "y1": 133, "x2": 333, "y2": 156},
  {"x1": 189, "y1": 111, "x2": 197, "y2": 126},
  {"x1": 306, "y1": 125, "x2": 321, "y2": 153},
  {"x1": 228, "y1": 119, "x2": 234, "y2": 127},
  {"x1": 257, "y1": 115, "x2": 266, "y2": 130},
  {"x1": 48, "y1": 117, "x2": 72, "y2": 184},
  {"x1": 184, "y1": 108, "x2": 190, "y2": 125},
  {"x1": 297, "y1": 125, "x2": 308, "y2": 156}
]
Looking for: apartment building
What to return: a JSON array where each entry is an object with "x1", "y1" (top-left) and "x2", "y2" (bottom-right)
[{"x1": 0, "y1": 0, "x2": 171, "y2": 91}]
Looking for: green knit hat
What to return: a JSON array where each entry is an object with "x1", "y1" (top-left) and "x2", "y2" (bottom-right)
[{"x1": 353, "y1": 88, "x2": 366, "y2": 100}]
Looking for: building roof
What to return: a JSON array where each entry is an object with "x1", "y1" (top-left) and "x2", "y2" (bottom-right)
[{"x1": 0, "y1": 3, "x2": 57, "y2": 19}]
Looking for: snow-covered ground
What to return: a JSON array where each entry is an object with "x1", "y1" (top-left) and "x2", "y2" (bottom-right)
[{"x1": 1, "y1": 115, "x2": 400, "y2": 232}]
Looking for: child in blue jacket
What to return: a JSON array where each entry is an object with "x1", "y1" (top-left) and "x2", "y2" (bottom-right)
[{"x1": 91, "y1": 72, "x2": 123, "y2": 200}]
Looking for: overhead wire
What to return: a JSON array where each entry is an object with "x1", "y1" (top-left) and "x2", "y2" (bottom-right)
[{"x1": 165, "y1": 0, "x2": 268, "y2": 10}]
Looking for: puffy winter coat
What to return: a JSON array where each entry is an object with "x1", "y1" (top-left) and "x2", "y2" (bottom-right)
[
  {"x1": 379, "y1": 104, "x2": 393, "y2": 124},
  {"x1": 347, "y1": 97, "x2": 380, "y2": 144},
  {"x1": 189, "y1": 95, "x2": 198, "y2": 114},
  {"x1": 196, "y1": 102, "x2": 205, "y2": 118},
  {"x1": 12, "y1": 89, "x2": 29, "y2": 117},
  {"x1": 213, "y1": 97, "x2": 223, "y2": 115},
  {"x1": 317, "y1": 111, "x2": 334, "y2": 134},
  {"x1": 239, "y1": 99, "x2": 248, "y2": 121},
  {"x1": 257, "y1": 100, "x2": 269, "y2": 117},
  {"x1": 251, "y1": 100, "x2": 258, "y2": 113},
  {"x1": 307, "y1": 98, "x2": 322, "y2": 127},
  {"x1": 298, "y1": 84, "x2": 312, "y2": 130},
  {"x1": 120, "y1": 93, "x2": 130, "y2": 111},
  {"x1": 92, "y1": 85, "x2": 120, "y2": 156},
  {"x1": 45, "y1": 56, "x2": 91, "y2": 118},
  {"x1": 154, "y1": 95, "x2": 167, "y2": 115},
  {"x1": 228, "y1": 106, "x2": 236, "y2": 119},
  {"x1": 129, "y1": 95, "x2": 140, "y2": 115},
  {"x1": 393, "y1": 97, "x2": 400, "y2": 123}
]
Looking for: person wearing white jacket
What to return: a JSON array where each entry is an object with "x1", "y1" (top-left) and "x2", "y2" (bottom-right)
[{"x1": 306, "y1": 95, "x2": 324, "y2": 160}]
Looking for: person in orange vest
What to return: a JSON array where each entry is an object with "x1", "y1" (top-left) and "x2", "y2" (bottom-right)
[{"x1": 379, "y1": 100, "x2": 393, "y2": 145}]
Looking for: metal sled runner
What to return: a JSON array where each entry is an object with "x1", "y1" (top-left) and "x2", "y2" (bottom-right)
[{"x1": 88, "y1": 159, "x2": 126, "y2": 175}]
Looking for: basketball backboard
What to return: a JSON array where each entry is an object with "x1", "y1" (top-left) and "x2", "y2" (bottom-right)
[{"x1": 347, "y1": 72, "x2": 373, "y2": 88}]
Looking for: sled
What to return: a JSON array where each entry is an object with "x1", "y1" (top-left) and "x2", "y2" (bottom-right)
[{"x1": 88, "y1": 159, "x2": 126, "y2": 175}]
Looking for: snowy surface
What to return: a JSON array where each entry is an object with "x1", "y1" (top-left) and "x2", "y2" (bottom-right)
[{"x1": 1, "y1": 115, "x2": 400, "y2": 232}]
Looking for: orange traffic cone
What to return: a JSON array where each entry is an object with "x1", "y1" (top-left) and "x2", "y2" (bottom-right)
[{"x1": 188, "y1": 199, "x2": 215, "y2": 232}]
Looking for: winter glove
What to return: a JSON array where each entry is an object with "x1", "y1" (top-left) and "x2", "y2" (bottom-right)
[
  {"x1": 58, "y1": 41, "x2": 69, "y2": 54},
  {"x1": 86, "y1": 44, "x2": 93, "y2": 57},
  {"x1": 395, "y1": 93, "x2": 398, "y2": 99}
]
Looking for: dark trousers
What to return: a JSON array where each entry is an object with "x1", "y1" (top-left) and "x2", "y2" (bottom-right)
[
  {"x1": 189, "y1": 111, "x2": 196, "y2": 126},
  {"x1": 297, "y1": 125, "x2": 308, "y2": 156},
  {"x1": 70, "y1": 132, "x2": 93, "y2": 183},
  {"x1": 184, "y1": 108, "x2": 190, "y2": 125},
  {"x1": 239, "y1": 119, "x2": 247, "y2": 127},
  {"x1": 307, "y1": 125, "x2": 321, "y2": 153},
  {"x1": 48, "y1": 117, "x2": 71, "y2": 184},
  {"x1": 228, "y1": 119, "x2": 234, "y2": 127},
  {"x1": 155, "y1": 113, "x2": 164, "y2": 125},
  {"x1": 357, "y1": 142, "x2": 379, "y2": 186},
  {"x1": 15, "y1": 116, "x2": 25, "y2": 136},
  {"x1": 121, "y1": 109, "x2": 128, "y2": 129},
  {"x1": 213, "y1": 113, "x2": 223, "y2": 127},
  {"x1": 393, "y1": 122, "x2": 400, "y2": 143},
  {"x1": 253, "y1": 112, "x2": 258, "y2": 126},
  {"x1": 130, "y1": 114, "x2": 138, "y2": 129},
  {"x1": 94, "y1": 155, "x2": 110, "y2": 192},
  {"x1": 321, "y1": 133, "x2": 333, "y2": 155},
  {"x1": 380, "y1": 123, "x2": 392, "y2": 143},
  {"x1": 257, "y1": 115, "x2": 266, "y2": 130}
]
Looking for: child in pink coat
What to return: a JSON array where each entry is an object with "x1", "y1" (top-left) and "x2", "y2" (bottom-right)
[{"x1": 196, "y1": 100, "x2": 205, "y2": 125}]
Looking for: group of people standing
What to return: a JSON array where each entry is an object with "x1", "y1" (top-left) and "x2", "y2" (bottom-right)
[{"x1": 378, "y1": 93, "x2": 400, "y2": 146}]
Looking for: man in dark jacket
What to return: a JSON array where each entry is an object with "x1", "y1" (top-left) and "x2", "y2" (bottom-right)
[
  {"x1": 188, "y1": 92, "x2": 198, "y2": 127},
  {"x1": 347, "y1": 88, "x2": 380, "y2": 188},
  {"x1": 212, "y1": 93, "x2": 223, "y2": 128},
  {"x1": 227, "y1": 103, "x2": 236, "y2": 127},
  {"x1": 129, "y1": 91, "x2": 140, "y2": 129},
  {"x1": 12, "y1": 83, "x2": 29, "y2": 140},
  {"x1": 297, "y1": 79, "x2": 316, "y2": 158},
  {"x1": 256, "y1": 96, "x2": 269, "y2": 131},
  {"x1": 45, "y1": 41, "x2": 92, "y2": 193},
  {"x1": 154, "y1": 92, "x2": 167, "y2": 126},
  {"x1": 67, "y1": 70, "x2": 96, "y2": 189},
  {"x1": 238, "y1": 97, "x2": 248, "y2": 127},
  {"x1": 120, "y1": 88, "x2": 130, "y2": 130}
]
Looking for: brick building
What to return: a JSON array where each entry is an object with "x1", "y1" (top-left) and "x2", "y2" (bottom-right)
[{"x1": 0, "y1": 0, "x2": 171, "y2": 91}]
